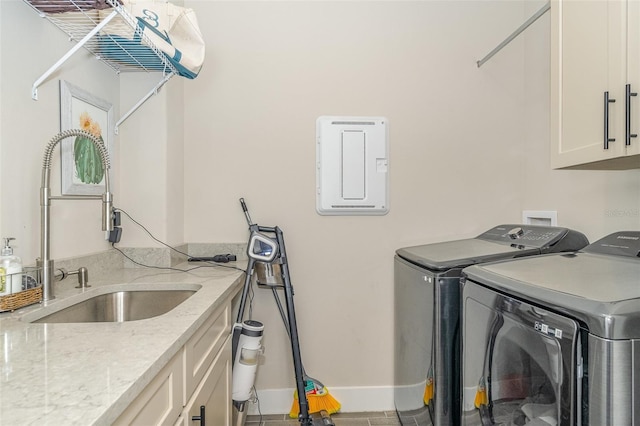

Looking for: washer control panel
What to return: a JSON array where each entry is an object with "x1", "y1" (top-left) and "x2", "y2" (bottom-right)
[
  {"x1": 477, "y1": 225, "x2": 567, "y2": 248},
  {"x1": 583, "y1": 231, "x2": 640, "y2": 258}
]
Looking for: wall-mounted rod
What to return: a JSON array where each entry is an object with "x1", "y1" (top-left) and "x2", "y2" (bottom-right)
[{"x1": 477, "y1": 1, "x2": 550, "y2": 68}]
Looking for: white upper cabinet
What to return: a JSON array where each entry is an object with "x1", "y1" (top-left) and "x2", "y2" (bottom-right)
[{"x1": 551, "y1": 0, "x2": 640, "y2": 169}]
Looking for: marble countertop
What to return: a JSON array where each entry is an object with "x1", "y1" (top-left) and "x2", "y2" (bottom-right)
[{"x1": 0, "y1": 262, "x2": 244, "y2": 425}]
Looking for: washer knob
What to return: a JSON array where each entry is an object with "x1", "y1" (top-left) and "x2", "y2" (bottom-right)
[{"x1": 508, "y1": 227, "x2": 524, "y2": 239}]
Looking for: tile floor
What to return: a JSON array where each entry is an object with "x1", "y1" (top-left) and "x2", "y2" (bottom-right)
[{"x1": 246, "y1": 411, "x2": 402, "y2": 426}]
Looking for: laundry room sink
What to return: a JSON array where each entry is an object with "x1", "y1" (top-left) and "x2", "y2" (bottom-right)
[{"x1": 25, "y1": 287, "x2": 199, "y2": 323}]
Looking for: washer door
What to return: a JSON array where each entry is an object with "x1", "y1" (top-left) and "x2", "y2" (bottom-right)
[{"x1": 462, "y1": 281, "x2": 581, "y2": 426}]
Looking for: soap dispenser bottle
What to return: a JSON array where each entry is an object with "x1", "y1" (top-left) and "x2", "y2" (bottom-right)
[{"x1": 1, "y1": 237, "x2": 23, "y2": 295}]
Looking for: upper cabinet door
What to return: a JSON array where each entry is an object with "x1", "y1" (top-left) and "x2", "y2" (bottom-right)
[{"x1": 551, "y1": 0, "x2": 629, "y2": 169}]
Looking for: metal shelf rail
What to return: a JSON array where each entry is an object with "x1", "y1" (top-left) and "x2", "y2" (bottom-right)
[{"x1": 477, "y1": 1, "x2": 550, "y2": 68}]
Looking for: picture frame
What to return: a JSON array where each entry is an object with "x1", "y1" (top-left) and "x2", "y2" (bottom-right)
[{"x1": 60, "y1": 80, "x2": 113, "y2": 196}]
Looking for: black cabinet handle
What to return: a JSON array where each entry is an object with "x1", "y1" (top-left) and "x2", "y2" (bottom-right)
[
  {"x1": 626, "y1": 84, "x2": 638, "y2": 146},
  {"x1": 604, "y1": 91, "x2": 616, "y2": 149},
  {"x1": 192, "y1": 405, "x2": 205, "y2": 426}
]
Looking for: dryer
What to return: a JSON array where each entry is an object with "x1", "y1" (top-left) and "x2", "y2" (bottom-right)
[
  {"x1": 461, "y1": 231, "x2": 640, "y2": 426},
  {"x1": 394, "y1": 225, "x2": 589, "y2": 426}
]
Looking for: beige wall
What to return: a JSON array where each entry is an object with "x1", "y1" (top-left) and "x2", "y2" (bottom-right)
[
  {"x1": 1, "y1": 0, "x2": 639, "y2": 414},
  {"x1": 118, "y1": 73, "x2": 185, "y2": 248},
  {"x1": 0, "y1": 0, "x2": 121, "y2": 262},
  {"x1": 181, "y1": 0, "x2": 631, "y2": 412}
]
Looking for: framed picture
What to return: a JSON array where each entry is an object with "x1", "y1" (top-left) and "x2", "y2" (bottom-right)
[{"x1": 60, "y1": 80, "x2": 113, "y2": 196}]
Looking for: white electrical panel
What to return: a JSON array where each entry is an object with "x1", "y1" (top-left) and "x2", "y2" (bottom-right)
[{"x1": 316, "y1": 116, "x2": 389, "y2": 215}]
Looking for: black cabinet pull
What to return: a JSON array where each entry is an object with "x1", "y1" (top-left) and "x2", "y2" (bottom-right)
[
  {"x1": 604, "y1": 91, "x2": 616, "y2": 149},
  {"x1": 626, "y1": 84, "x2": 638, "y2": 146},
  {"x1": 192, "y1": 405, "x2": 206, "y2": 426}
]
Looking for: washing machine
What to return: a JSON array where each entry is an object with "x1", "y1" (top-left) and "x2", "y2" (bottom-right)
[
  {"x1": 394, "y1": 225, "x2": 589, "y2": 426},
  {"x1": 461, "y1": 231, "x2": 640, "y2": 426}
]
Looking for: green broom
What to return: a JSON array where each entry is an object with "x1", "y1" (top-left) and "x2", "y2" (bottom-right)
[{"x1": 289, "y1": 374, "x2": 341, "y2": 417}]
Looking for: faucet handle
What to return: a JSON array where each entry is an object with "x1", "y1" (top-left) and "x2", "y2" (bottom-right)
[
  {"x1": 55, "y1": 267, "x2": 90, "y2": 289},
  {"x1": 103, "y1": 194, "x2": 114, "y2": 232}
]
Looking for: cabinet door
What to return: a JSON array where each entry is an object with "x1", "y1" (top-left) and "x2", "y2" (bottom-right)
[
  {"x1": 114, "y1": 350, "x2": 184, "y2": 426},
  {"x1": 551, "y1": 0, "x2": 626, "y2": 168},
  {"x1": 626, "y1": 0, "x2": 640, "y2": 159},
  {"x1": 184, "y1": 303, "x2": 231, "y2": 399},
  {"x1": 182, "y1": 337, "x2": 232, "y2": 426}
]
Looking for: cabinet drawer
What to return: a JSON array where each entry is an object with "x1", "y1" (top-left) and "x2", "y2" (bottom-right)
[
  {"x1": 184, "y1": 303, "x2": 231, "y2": 398},
  {"x1": 114, "y1": 350, "x2": 184, "y2": 426}
]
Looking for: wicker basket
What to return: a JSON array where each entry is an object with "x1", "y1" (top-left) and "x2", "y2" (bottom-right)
[{"x1": 0, "y1": 267, "x2": 42, "y2": 312}]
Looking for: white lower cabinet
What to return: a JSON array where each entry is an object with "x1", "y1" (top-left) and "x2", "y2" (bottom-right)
[
  {"x1": 179, "y1": 338, "x2": 232, "y2": 426},
  {"x1": 114, "y1": 298, "x2": 234, "y2": 426},
  {"x1": 114, "y1": 350, "x2": 185, "y2": 426}
]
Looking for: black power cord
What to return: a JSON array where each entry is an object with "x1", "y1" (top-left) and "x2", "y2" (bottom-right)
[{"x1": 111, "y1": 207, "x2": 245, "y2": 273}]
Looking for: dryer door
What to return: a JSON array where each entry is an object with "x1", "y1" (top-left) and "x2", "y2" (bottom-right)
[{"x1": 462, "y1": 281, "x2": 581, "y2": 426}]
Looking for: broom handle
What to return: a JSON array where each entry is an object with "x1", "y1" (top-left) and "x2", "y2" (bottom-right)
[
  {"x1": 271, "y1": 287, "x2": 292, "y2": 337},
  {"x1": 271, "y1": 287, "x2": 311, "y2": 379},
  {"x1": 272, "y1": 288, "x2": 331, "y2": 393},
  {"x1": 275, "y1": 226, "x2": 313, "y2": 424}
]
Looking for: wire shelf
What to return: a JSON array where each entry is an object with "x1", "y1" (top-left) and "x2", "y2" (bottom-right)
[
  {"x1": 26, "y1": 0, "x2": 178, "y2": 74},
  {"x1": 24, "y1": 0, "x2": 178, "y2": 132}
]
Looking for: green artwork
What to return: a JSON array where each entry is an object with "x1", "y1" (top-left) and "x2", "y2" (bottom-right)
[{"x1": 74, "y1": 111, "x2": 105, "y2": 184}]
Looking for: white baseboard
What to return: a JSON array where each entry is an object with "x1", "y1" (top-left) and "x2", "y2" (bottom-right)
[{"x1": 247, "y1": 385, "x2": 395, "y2": 415}]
